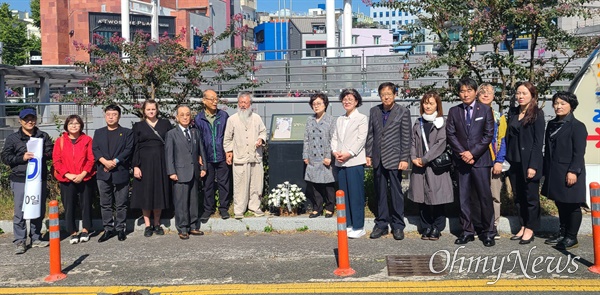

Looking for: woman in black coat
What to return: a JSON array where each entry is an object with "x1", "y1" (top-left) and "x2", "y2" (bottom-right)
[
  {"x1": 541, "y1": 91, "x2": 587, "y2": 250},
  {"x1": 505, "y1": 81, "x2": 545, "y2": 245}
]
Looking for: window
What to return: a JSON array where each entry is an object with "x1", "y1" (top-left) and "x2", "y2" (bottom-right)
[
  {"x1": 255, "y1": 30, "x2": 265, "y2": 43},
  {"x1": 380, "y1": 21, "x2": 383, "y2": 25},
  {"x1": 392, "y1": 11, "x2": 396, "y2": 17},
  {"x1": 352, "y1": 35, "x2": 358, "y2": 44},
  {"x1": 373, "y1": 35, "x2": 381, "y2": 44},
  {"x1": 386, "y1": 21, "x2": 389, "y2": 25},
  {"x1": 392, "y1": 20, "x2": 396, "y2": 25},
  {"x1": 306, "y1": 44, "x2": 326, "y2": 57},
  {"x1": 373, "y1": 12, "x2": 377, "y2": 18},
  {"x1": 312, "y1": 24, "x2": 326, "y2": 33},
  {"x1": 386, "y1": 11, "x2": 389, "y2": 17},
  {"x1": 379, "y1": 12, "x2": 383, "y2": 17},
  {"x1": 405, "y1": 20, "x2": 409, "y2": 25},
  {"x1": 405, "y1": 12, "x2": 408, "y2": 16}
]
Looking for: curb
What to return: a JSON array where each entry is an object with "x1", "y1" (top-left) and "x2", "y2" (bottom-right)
[{"x1": 0, "y1": 215, "x2": 591, "y2": 235}]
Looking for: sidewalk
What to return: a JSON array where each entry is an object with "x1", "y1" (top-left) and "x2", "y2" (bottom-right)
[{"x1": 0, "y1": 214, "x2": 591, "y2": 235}]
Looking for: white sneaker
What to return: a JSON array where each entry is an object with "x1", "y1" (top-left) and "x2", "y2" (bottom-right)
[
  {"x1": 69, "y1": 234, "x2": 79, "y2": 245},
  {"x1": 348, "y1": 228, "x2": 366, "y2": 239},
  {"x1": 346, "y1": 228, "x2": 352, "y2": 233}
]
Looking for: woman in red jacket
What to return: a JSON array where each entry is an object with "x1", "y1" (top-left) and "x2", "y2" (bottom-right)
[{"x1": 53, "y1": 115, "x2": 96, "y2": 244}]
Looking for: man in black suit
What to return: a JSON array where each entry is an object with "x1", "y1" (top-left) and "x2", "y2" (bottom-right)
[
  {"x1": 93, "y1": 105, "x2": 134, "y2": 242},
  {"x1": 165, "y1": 105, "x2": 207, "y2": 240},
  {"x1": 365, "y1": 82, "x2": 411, "y2": 240},
  {"x1": 446, "y1": 78, "x2": 496, "y2": 247}
]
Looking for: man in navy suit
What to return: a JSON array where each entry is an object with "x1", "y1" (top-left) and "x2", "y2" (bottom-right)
[
  {"x1": 446, "y1": 78, "x2": 496, "y2": 247},
  {"x1": 93, "y1": 105, "x2": 134, "y2": 242}
]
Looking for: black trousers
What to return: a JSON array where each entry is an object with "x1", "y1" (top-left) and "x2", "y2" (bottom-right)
[
  {"x1": 508, "y1": 162, "x2": 541, "y2": 232},
  {"x1": 60, "y1": 180, "x2": 95, "y2": 233},
  {"x1": 373, "y1": 165, "x2": 405, "y2": 231},
  {"x1": 203, "y1": 161, "x2": 231, "y2": 213},
  {"x1": 556, "y1": 201, "x2": 582, "y2": 239},
  {"x1": 457, "y1": 164, "x2": 494, "y2": 238},
  {"x1": 97, "y1": 179, "x2": 129, "y2": 231},
  {"x1": 419, "y1": 203, "x2": 446, "y2": 231},
  {"x1": 307, "y1": 181, "x2": 335, "y2": 213},
  {"x1": 173, "y1": 179, "x2": 199, "y2": 234}
]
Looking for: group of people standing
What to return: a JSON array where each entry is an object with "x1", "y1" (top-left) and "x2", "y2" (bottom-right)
[
  {"x1": 2, "y1": 90, "x2": 269, "y2": 254},
  {"x1": 303, "y1": 79, "x2": 588, "y2": 251},
  {"x1": 2, "y1": 80, "x2": 587, "y2": 254}
]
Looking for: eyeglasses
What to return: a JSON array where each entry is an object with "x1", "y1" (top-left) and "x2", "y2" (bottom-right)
[
  {"x1": 342, "y1": 98, "x2": 356, "y2": 103},
  {"x1": 312, "y1": 102, "x2": 324, "y2": 107},
  {"x1": 204, "y1": 97, "x2": 219, "y2": 102}
]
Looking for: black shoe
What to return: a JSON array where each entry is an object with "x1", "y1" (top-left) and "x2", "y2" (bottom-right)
[
  {"x1": 421, "y1": 228, "x2": 432, "y2": 240},
  {"x1": 369, "y1": 227, "x2": 388, "y2": 239},
  {"x1": 392, "y1": 229, "x2": 404, "y2": 240},
  {"x1": 555, "y1": 237, "x2": 578, "y2": 250},
  {"x1": 454, "y1": 234, "x2": 475, "y2": 245},
  {"x1": 519, "y1": 235, "x2": 534, "y2": 245},
  {"x1": 324, "y1": 211, "x2": 334, "y2": 218},
  {"x1": 220, "y1": 210, "x2": 230, "y2": 220},
  {"x1": 144, "y1": 226, "x2": 154, "y2": 237},
  {"x1": 154, "y1": 225, "x2": 165, "y2": 235},
  {"x1": 200, "y1": 211, "x2": 212, "y2": 223},
  {"x1": 118, "y1": 230, "x2": 127, "y2": 241},
  {"x1": 510, "y1": 234, "x2": 523, "y2": 240},
  {"x1": 98, "y1": 230, "x2": 115, "y2": 243},
  {"x1": 429, "y1": 228, "x2": 441, "y2": 241},
  {"x1": 545, "y1": 232, "x2": 564, "y2": 245},
  {"x1": 309, "y1": 212, "x2": 321, "y2": 218},
  {"x1": 483, "y1": 237, "x2": 495, "y2": 247}
]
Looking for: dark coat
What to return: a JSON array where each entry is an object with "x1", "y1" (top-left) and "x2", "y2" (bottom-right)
[
  {"x1": 1, "y1": 127, "x2": 53, "y2": 182},
  {"x1": 92, "y1": 125, "x2": 134, "y2": 185},
  {"x1": 194, "y1": 109, "x2": 229, "y2": 163},
  {"x1": 505, "y1": 108, "x2": 545, "y2": 182},
  {"x1": 365, "y1": 103, "x2": 412, "y2": 170},
  {"x1": 446, "y1": 101, "x2": 494, "y2": 168},
  {"x1": 541, "y1": 114, "x2": 587, "y2": 203}
]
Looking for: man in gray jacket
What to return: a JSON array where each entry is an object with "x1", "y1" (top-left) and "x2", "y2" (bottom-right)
[{"x1": 365, "y1": 82, "x2": 412, "y2": 240}]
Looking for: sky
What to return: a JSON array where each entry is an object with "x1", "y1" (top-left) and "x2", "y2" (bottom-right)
[{"x1": 2, "y1": 0, "x2": 371, "y2": 14}]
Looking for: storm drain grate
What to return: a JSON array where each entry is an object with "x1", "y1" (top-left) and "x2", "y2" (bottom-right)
[{"x1": 386, "y1": 255, "x2": 447, "y2": 276}]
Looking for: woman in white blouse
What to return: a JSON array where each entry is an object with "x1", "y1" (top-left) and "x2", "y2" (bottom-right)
[{"x1": 331, "y1": 89, "x2": 368, "y2": 239}]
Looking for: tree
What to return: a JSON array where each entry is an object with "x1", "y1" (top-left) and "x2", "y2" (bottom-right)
[
  {"x1": 30, "y1": 0, "x2": 40, "y2": 29},
  {"x1": 66, "y1": 15, "x2": 260, "y2": 118},
  {"x1": 366, "y1": 0, "x2": 600, "y2": 110},
  {"x1": 0, "y1": 3, "x2": 33, "y2": 65}
]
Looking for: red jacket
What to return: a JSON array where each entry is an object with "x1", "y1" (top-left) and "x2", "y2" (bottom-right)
[{"x1": 52, "y1": 132, "x2": 96, "y2": 182}]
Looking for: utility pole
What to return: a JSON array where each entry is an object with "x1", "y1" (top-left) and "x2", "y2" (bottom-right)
[
  {"x1": 121, "y1": 0, "x2": 130, "y2": 42},
  {"x1": 151, "y1": 0, "x2": 159, "y2": 40}
]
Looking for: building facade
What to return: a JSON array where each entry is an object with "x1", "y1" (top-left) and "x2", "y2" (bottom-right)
[{"x1": 41, "y1": 0, "x2": 238, "y2": 65}]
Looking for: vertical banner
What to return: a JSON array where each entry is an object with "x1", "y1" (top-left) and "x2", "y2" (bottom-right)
[{"x1": 23, "y1": 137, "x2": 43, "y2": 219}]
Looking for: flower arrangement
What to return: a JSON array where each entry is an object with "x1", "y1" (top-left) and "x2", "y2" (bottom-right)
[{"x1": 267, "y1": 181, "x2": 307, "y2": 213}]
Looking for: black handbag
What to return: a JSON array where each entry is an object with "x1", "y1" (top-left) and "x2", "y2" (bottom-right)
[
  {"x1": 420, "y1": 119, "x2": 452, "y2": 170},
  {"x1": 430, "y1": 144, "x2": 452, "y2": 169}
]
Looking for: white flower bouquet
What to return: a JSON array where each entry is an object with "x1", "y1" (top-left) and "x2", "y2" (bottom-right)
[{"x1": 267, "y1": 181, "x2": 306, "y2": 213}]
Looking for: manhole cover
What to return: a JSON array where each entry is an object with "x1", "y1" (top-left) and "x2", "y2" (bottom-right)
[{"x1": 386, "y1": 255, "x2": 447, "y2": 276}]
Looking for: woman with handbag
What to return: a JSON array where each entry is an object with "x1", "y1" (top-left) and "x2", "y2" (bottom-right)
[
  {"x1": 52, "y1": 115, "x2": 96, "y2": 245},
  {"x1": 409, "y1": 91, "x2": 453, "y2": 241},
  {"x1": 505, "y1": 82, "x2": 545, "y2": 245},
  {"x1": 541, "y1": 92, "x2": 587, "y2": 250},
  {"x1": 131, "y1": 100, "x2": 173, "y2": 237}
]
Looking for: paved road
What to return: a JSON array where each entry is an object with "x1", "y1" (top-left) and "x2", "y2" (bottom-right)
[{"x1": 0, "y1": 216, "x2": 599, "y2": 294}]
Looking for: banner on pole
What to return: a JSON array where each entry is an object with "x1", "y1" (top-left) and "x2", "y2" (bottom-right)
[{"x1": 23, "y1": 137, "x2": 43, "y2": 219}]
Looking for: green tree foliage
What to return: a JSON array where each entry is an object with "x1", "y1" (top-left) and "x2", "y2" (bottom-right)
[
  {"x1": 30, "y1": 0, "x2": 40, "y2": 29},
  {"x1": 367, "y1": 0, "x2": 600, "y2": 109},
  {"x1": 65, "y1": 15, "x2": 260, "y2": 118},
  {"x1": 0, "y1": 3, "x2": 33, "y2": 65}
]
